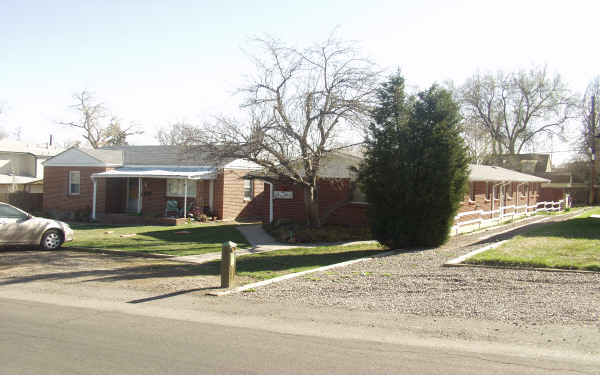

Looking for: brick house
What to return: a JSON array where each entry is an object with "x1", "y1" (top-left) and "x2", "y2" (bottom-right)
[
  {"x1": 454, "y1": 164, "x2": 550, "y2": 233},
  {"x1": 43, "y1": 146, "x2": 265, "y2": 223},
  {"x1": 261, "y1": 152, "x2": 368, "y2": 227},
  {"x1": 490, "y1": 153, "x2": 580, "y2": 204},
  {"x1": 261, "y1": 152, "x2": 550, "y2": 232}
]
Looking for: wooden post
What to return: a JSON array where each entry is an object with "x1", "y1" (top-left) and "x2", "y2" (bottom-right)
[{"x1": 221, "y1": 241, "x2": 237, "y2": 288}]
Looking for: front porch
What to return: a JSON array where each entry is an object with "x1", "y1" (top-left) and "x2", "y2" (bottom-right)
[{"x1": 90, "y1": 167, "x2": 217, "y2": 225}]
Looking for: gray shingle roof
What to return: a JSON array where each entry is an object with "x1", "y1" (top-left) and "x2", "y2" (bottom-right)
[
  {"x1": 81, "y1": 149, "x2": 124, "y2": 165},
  {"x1": 101, "y1": 145, "x2": 231, "y2": 166},
  {"x1": 469, "y1": 164, "x2": 550, "y2": 183}
]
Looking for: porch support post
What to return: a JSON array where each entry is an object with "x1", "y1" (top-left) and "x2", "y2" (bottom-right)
[
  {"x1": 91, "y1": 177, "x2": 97, "y2": 220},
  {"x1": 184, "y1": 178, "x2": 188, "y2": 218},
  {"x1": 137, "y1": 177, "x2": 142, "y2": 214},
  {"x1": 265, "y1": 181, "x2": 273, "y2": 224}
]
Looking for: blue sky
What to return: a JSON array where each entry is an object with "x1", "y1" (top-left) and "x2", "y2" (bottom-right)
[{"x1": 1, "y1": 0, "x2": 598, "y2": 161}]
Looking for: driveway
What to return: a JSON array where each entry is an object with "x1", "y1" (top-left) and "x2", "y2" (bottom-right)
[{"x1": 0, "y1": 248, "x2": 255, "y2": 300}]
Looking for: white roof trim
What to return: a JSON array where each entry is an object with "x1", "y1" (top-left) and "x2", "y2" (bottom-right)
[
  {"x1": 223, "y1": 158, "x2": 263, "y2": 170},
  {"x1": 91, "y1": 167, "x2": 217, "y2": 180}
]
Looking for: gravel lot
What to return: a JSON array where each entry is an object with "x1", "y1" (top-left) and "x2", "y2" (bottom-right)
[
  {"x1": 0, "y1": 248, "x2": 252, "y2": 298},
  {"x1": 238, "y1": 213, "x2": 600, "y2": 325}
]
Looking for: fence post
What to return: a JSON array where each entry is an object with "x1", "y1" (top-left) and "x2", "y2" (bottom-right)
[{"x1": 221, "y1": 241, "x2": 237, "y2": 288}]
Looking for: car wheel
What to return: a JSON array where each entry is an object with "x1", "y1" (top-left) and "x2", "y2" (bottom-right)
[{"x1": 41, "y1": 229, "x2": 63, "y2": 250}]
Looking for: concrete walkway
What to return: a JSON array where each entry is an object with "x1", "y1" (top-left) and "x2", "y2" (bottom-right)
[{"x1": 171, "y1": 224, "x2": 378, "y2": 264}]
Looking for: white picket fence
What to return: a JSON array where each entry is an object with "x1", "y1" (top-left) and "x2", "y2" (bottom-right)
[{"x1": 451, "y1": 199, "x2": 567, "y2": 235}]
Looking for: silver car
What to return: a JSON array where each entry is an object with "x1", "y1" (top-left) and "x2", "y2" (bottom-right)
[{"x1": 0, "y1": 202, "x2": 74, "y2": 250}]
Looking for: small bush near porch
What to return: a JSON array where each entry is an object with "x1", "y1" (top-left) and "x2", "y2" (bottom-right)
[
  {"x1": 264, "y1": 223, "x2": 372, "y2": 243},
  {"x1": 466, "y1": 209, "x2": 600, "y2": 271},
  {"x1": 64, "y1": 222, "x2": 250, "y2": 256}
]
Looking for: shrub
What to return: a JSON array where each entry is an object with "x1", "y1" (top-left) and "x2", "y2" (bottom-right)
[{"x1": 359, "y1": 74, "x2": 469, "y2": 249}]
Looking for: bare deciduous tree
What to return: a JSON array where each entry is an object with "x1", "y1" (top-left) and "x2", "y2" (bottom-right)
[
  {"x1": 579, "y1": 77, "x2": 600, "y2": 203},
  {"x1": 189, "y1": 36, "x2": 379, "y2": 227},
  {"x1": 157, "y1": 122, "x2": 201, "y2": 145},
  {"x1": 60, "y1": 90, "x2": 142, "y2": 148},
  {"x1": 461, "y1": 120, "x2": 492, "y2": 164},
  {"x1": 459, "y1": 67, "x2": 577, "y2": 155},
  {"x1": 579, "y1": 77, "x2": 600, "y2": 158}
]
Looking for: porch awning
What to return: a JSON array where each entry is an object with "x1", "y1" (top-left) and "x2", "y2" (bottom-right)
[{"x1": 91, "y1": 167, "x2": 217, "y2": 180}]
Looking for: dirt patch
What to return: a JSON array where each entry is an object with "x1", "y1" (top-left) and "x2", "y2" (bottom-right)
[{"x1": 0, "y1": 248, "x2": 252, "y2": 297}]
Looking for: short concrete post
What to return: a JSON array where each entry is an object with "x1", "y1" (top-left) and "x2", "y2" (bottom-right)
[{"x1": 221, "y1": 241, "x2": 237, "y2": 288}]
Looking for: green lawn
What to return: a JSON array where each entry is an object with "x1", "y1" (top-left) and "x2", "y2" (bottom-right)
[
  {"x1": 192, "y1": 243, "x2": 387, "y2": 281},
  {"x1": 466, "y1": 208, "x2": 600, "y2": 271},
  {"x1": 65, "y1": 222, "x2": 250, "y2": 256}
]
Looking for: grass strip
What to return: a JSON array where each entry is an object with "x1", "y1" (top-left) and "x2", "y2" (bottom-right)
[
  {"x1": 64, "y1": 222, "x2": 250, "y2": 256},
  {"x1": 466, "y1": 208, "x2": 600, "y2": 271}
]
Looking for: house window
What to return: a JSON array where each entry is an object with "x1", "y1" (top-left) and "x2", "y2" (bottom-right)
[
  {"x1": 69, "y1": 171, "x2": 80, "y2": 195},
  {"x1": 244, "y1": 179, "x2": 253, "y2": 200},
  {"x1": 506, "y1": 183, "x2": 512, "y2": 199},
  {"x1": 485, "y1": 182, "x2": 491, "y2": 200},
  {"x1": 166, "y1": 179, "x2": 196, "y2": 197}
]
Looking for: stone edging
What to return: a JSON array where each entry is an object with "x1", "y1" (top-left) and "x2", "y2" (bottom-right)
[{"x1": 207, "y1": 249, "x2": 398, "y2": 297}]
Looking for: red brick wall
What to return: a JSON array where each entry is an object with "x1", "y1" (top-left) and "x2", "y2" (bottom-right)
[
  {"x1": 141, "y1": 178, "x2": 167, "y2": 216},
  {"x1": 269, "y1": 178, "x2": 368, "y2": 226},
  {"x1": 540, "y1": 187, "x2": 566, "y2": 202},
  {"x1": 105, "y1": 178, "x2": 126, "y2": 213},
  {"x1": 269, "y1": 179, "x2": 545, "y2": 227},
  {"x1": 196, "y1": 180, "x2": 210, "y2": 210},
  {"x1": 457, "y1": 181, "x2": 543, "y2": 223},
  {"x1": 218, "y1": 169, "x2": 266, "y2": 220},
  {"x1": 43, "y1": 166, "x2": 109, "y2": 217}
]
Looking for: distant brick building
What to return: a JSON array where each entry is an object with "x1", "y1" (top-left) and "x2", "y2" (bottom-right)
[
  {"x1": 259, "y1": 152, "x2": 550, "y2": 232},
  {"x1": 490, "y1": 153, "x2": 584, "y2": 204}
]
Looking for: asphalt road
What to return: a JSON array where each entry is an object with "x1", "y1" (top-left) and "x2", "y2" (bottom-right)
[{"x1": 0, "y1": 298, "x2": 596, "y2": 375}]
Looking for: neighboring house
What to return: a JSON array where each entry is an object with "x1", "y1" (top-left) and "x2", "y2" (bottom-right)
[
  {"x1": 260, "y1": 152, "x2": 550, "y2": 232},
  {"x1": 43, "y1": 146, "x2": 265, "y2": 223},
  {"x1": 0, "y1": 140, "x2": 63, "y2": 194},
  {"x1": 490, "y1": 153, "x2": 583, "y2": 204}
]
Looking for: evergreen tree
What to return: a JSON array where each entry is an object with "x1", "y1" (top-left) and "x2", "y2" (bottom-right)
[{"x1": 359, "y1": 74, "x2": 469, "y2": 248}]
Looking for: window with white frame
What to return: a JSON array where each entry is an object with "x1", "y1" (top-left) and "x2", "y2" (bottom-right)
[
  {"x1": 69, "y1": 171, "x2": 80, "y2": 195},
  {"x1": 244, "y1": 179, "x2": 253, "y2": 200},
  {"x1": 166, "y1": 179, "x2": 196, "y2": 197}
]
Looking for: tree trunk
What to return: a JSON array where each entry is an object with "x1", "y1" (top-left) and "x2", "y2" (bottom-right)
[{"x1": 303, "y1": 185, "x2": 321, "y2": 228}]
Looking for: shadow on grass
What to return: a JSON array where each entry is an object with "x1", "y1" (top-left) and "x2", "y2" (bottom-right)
[
  {"x1": 462, "y1": 215, "x2": 600, "y2": 249},
  {"x1": 140, "y1": 225, "x2": 249, "y2": 246},
  {"x1": 516, "y1": 217, "x2": 600, "y2": 240},
  {"x1": 65, "y1": 223, "x2": 251, "y2": 254}
]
